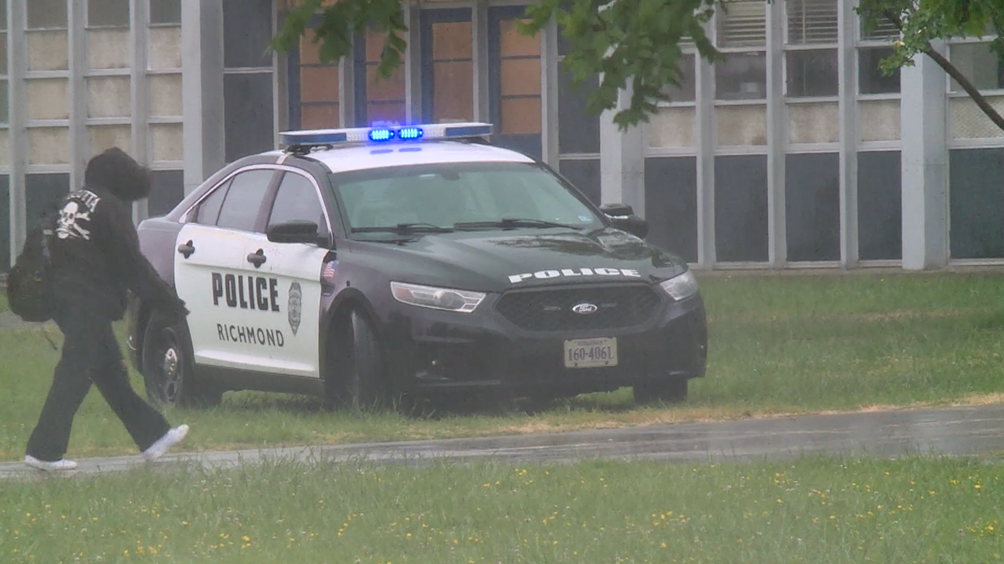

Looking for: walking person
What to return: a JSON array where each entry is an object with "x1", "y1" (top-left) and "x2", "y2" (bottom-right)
[{"x1": 24, "y1": 147, "x2": 191, "y2": 471}]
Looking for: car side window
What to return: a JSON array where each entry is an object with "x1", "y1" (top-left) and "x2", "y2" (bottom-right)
[
  {"x1": 267, "y1": 173, "x2": 329, "y2": 234},
  {"x1": 193, "y1": 179, "x2": 231, "y2": 225},
  {"x1": 215, "y1": 169, "x2": 275, "y2": 232}
]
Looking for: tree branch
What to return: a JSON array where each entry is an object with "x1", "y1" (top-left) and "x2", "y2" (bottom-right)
[
  {"x1": 880, "y1": 7, "x2": 1004, "y2": 132},
  {"x1": 920, "y1": 44, "x2": 1004, "y2": 132}
]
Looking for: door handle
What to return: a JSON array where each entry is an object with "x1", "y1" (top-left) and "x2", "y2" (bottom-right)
[
  {"x1": 246, "y1": 249, "x2": 267, "y2": 268},
  {"x1": 177, "y1": 240, "x2": 195, "y2": 258}
]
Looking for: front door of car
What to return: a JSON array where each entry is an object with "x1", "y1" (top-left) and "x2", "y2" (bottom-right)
[
  {"x1": 174, "y1": 168, "x2": 280, "y2": 371},
  {"x1": 236, "y1": 170, "x2": 332, "y2": 379}
]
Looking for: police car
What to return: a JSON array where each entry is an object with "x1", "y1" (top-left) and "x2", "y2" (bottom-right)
[{"x1": 125, "y1": 122, "x2": 708, "y2": 411}]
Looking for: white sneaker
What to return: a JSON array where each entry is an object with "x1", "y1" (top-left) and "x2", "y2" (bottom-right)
[
  {"x1": 142, "y1": 424, "x2": 190, "y2": 462},
  {"x1": 24, "y1": 455, "x2": 78, "y2": 471}
]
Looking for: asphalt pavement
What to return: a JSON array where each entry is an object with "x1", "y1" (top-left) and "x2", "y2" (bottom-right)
[{"x1": 3, "y1": 403, "x2": 1004, "y2": 480}]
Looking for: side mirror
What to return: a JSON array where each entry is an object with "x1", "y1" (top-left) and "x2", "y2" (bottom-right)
[
  {"x1": 599, "y1": 203, "x2": 649, "y2": 239},
  {"x1": 599, "y1": 203, "x2": 635, "y2": 217},
  {"x1": 267, "y1": 220, "x2": 322, "y2": 245}
]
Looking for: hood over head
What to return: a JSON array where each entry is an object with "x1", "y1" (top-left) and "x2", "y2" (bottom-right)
[{"x1": 84, "y1": 147, "x2": 152, "y2": 202}]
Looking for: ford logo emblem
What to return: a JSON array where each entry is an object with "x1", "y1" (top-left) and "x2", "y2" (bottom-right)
[{"x1": 571, "y1": 303, "x2": 598, "y2": 315}]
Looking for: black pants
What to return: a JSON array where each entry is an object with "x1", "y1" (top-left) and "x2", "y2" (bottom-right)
[{"x1": 26, "y1": 305, "x2": 170, "y2": 461}]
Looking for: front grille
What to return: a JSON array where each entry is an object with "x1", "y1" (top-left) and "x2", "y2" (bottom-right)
[{"x1": 495, "y1": 284, "x2": 662, "y2": 332}]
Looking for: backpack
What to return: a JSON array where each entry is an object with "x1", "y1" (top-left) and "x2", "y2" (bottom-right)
[{"x1": 6, "y1": 216, "x2": 57, "y2": 323}]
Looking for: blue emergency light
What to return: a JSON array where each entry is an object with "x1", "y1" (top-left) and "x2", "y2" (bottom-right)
[{"x1": 281, "y1": 122, "x2": 491, "y2": 152}]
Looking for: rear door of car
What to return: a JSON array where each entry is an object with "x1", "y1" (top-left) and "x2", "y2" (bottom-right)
[{"x1": 174, "y1": 167, "x2": 281, "y2": 370}]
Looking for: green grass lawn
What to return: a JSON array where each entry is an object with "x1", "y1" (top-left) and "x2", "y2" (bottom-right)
[
  {"x1": 4, "y1": 270, "x2": 1004, "y2": 461},
  {"x1": 3, "y1": 455, "x2": 1004, "y2": 563}
]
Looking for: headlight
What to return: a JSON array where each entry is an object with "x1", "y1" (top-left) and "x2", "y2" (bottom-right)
[
  {"x1": 390, "y1": 282, "x2": 486, "y2": 313},
  {"x1": 659, "y1": 270, "x2": 699, "y2": 301}
]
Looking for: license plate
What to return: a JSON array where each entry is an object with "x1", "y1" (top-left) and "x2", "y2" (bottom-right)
[{"x1": 564, "y1": 337, "x2": 618, "y2": 368}]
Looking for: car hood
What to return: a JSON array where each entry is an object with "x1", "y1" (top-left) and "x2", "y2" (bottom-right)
[{"x1": 349, "y1": 227, "x2": 690, "y2": 293}]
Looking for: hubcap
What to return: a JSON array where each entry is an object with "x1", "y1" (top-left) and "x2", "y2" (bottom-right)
[{"x1": 161, "y1": 344, "x2": 181, "y2": 401}]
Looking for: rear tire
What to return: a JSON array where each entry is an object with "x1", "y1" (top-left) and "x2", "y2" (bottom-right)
[
  {"x1": 633, "y1": 377, "x2": 688, "y2": 405},
  {"x1": 141, "y1": 310, "x2": 223, "y2": 409}
]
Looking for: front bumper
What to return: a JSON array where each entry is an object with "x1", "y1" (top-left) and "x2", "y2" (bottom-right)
[{"x1": 379, "y1": 284, "x2": 708, "y2": 398}]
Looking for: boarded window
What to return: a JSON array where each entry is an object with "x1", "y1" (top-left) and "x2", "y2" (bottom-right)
[
  {"x1": 431, "y1": 19, "x2": 474, "y2": 123},
  {"x1": 359, "y1": 27, "x2": 406, "y2": 124},
  {"x1": 298, "y1": 28, "x2": 340, "y2": 129},
  {"x1": 498, "y1": 18, "x2": 541, "y2": 135}
]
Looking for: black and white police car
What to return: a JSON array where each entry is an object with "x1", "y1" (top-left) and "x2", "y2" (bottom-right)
[{"x1": 126, "y1": 122, "x2": 708, "y2": 411}]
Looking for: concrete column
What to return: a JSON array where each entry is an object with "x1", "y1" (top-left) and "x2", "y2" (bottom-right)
[
  {"x1": 182, "y1": 0, "x2": 225, "y2": 195},
  {"x1": 837, "y1": 0, "x2": 858, "y2": 268},
  {"x1": 403, "y1": 2, "x2": 422, "y2": 123},
  {"x1": 539, "y1": 17, "x2": 559, "y2": 169},
  {"x1": 599, "y1": 82, "x2": 646, "y2": 215},
  {"x1": 68, "y1": 0, "x2": 88, "y2": 192},
  {"x1": 472, "y1": 1, "x2": 490, "y2": 123},
  {"x1": 900, "y1": 41, "x2": 948, "y2": 270},
  {"x1": 7, "y1": 0, "x2": 26, "y2": 261},
  {"x1": 695, "y1": 24, "x2": 715, "y2": 268},
  {"x1": 131, "y1": 0, "x2": 151, "y2": 222},
  {"x1": 338, "y1": 51, "x2": 355, "y2": 128},
  {"x1": 765, "y1": 0, "x2": 786, "y2": 268},
  {"x1": 273, "y1": 1, "x2": 290, "y2": 140}
]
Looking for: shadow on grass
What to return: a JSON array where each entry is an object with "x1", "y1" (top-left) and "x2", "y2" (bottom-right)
[{"x1": 217, "y1": 386, "x2": 644, "y2": 421}]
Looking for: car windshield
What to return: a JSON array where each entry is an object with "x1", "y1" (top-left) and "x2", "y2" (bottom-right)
[{"x1": 329, "y1": 162, "x2": 604, "y2": 236}]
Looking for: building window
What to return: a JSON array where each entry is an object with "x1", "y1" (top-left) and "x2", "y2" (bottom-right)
[
  {"x1": 858, "y1": 46, "x2": 900, "y2": 94},
  {"x1": 355, "y1": 27, "x2": 407, "y2": 125},
  {"x1": 716, "y1": 52, "x2": 767, "y2": 100},
  {"x1": 295, "y1": 29, "x2": 340, "y2": 130},
  {"x1": 151, "y1": 0, "x2": 182, "y2": 25},
  {"x1": 949, "y1": 42, "x2": 1004, "y2": 92},
  {"x1": 661, "y1": 52, "x2": 697, "y2": 103},
  {"x1": 859, "y1": 17, "x2": 900, "y2": 42},
  {"x1": 28, "y1": 0, "x2": 68, "y2": 29},
  {"x1": 784, "y1": 0, "x2": 838, "y2": 97},
  {"x1": 497, "y1": 18, "x2": 540, "y2": 135},
  {"x1": 714, "y1": 0, "x2": 767, "y2": 100},
  {"x1": 717, "y1": 0, "x2": 766, "y2": 47},
  {"x1": 89, "y1": 0, "x2": 130, "y2": 28},
  {"x1": 421, "y1": 10, "x2": 474, "y2": 124}
]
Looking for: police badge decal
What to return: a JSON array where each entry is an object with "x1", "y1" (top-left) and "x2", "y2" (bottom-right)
[{"x1": 288, "y1": 282, "x2": 302, "y2": 336}]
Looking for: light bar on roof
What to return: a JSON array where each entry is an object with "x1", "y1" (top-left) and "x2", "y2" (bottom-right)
[{"x1": 280, "y1": 122, "x2": 492, "y2": 150}]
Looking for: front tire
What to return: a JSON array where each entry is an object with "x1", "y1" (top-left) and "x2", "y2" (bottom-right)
[
  {"x1": 326, "y1": 309, "x2": 388, "y2": 415},
  {"x1": 141, "y1": 309, "x2": 223, "y2": 409}
]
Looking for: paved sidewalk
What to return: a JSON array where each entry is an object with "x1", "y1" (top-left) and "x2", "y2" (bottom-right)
[
  {"x1": 0, "y1": 311, "x2": 51, "y2": 331},
  {"x1": 3, "y1": 403, "x2": 1004, "y2": 481}
]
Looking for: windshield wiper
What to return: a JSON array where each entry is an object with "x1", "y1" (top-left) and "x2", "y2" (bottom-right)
[
  {"x1": 351, "y1": 223, "x2": 455, "y2": 235},
  {"x1": 454, "y1": 218, "x2": 582, "y2": 231}
]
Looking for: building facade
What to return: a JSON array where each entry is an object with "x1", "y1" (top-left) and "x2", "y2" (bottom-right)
[{"x1": 2, "y1": 0, "x2": 1003, "y2": 272}]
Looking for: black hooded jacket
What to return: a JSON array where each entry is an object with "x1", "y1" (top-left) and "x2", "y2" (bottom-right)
[{"x1": 50, "y1": 148, "x2": 185, "y2": 321}]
